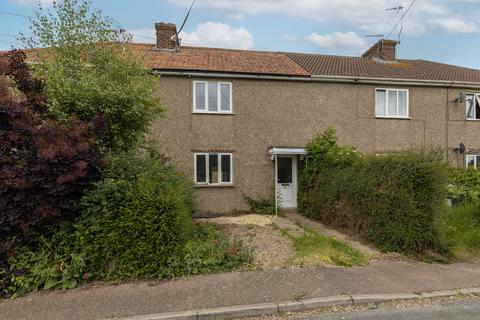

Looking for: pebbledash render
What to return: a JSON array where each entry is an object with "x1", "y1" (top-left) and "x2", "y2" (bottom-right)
[{"x1": 137, "y1": 23, "x2": 480, "y2": 213}]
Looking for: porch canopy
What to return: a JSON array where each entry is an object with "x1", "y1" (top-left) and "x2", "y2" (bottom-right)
[{"x1": 268, "y1": 147, "x2": 307, "y2": 156}]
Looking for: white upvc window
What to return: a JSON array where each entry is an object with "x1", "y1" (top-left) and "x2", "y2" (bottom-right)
[
  {"x1": 193, "y1": 81, "x2": 232, "y2": 113},
  {"x1": 466, "y1": 94, "x2": 480, "y2": 120},
  {"x1": 466, "y1": 154, "x2": 480, "y2": 169},
  {"x1": 375, "y1": 88, "x2": 409, "y2": 118},
  {"x1": 194, "y1": 153, "x2": 233, "y2": 185}
]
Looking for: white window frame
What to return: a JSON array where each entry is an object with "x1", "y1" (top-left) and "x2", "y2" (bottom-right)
[
  {"x1": 193, "y1": 153, "x2": 233, "y2": 185},
  {"x1": 466, "y1": 154, "x2": 480, "y2": 169},
  {"x1": 193, "y1": 81, "x2": 233, "y2": 114},
  {"x1": 375, "y1": 88, "x2": 409, "y2": 119},
  {"x1": 465, "y1": 93, "x2": 480, "y2": 120}
]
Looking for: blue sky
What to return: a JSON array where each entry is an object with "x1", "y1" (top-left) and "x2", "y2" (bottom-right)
[{"x1": 1, "y1": 0, "x2": 480, "y2": 69}]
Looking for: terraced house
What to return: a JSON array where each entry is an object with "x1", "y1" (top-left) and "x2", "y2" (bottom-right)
[{"x1": 136, "y1": 22, "x2": 480, "y2": 213}]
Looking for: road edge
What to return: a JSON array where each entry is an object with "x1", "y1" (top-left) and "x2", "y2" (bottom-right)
[{"x1": 100, "y1": 287, "x2": 480, "y2": 320}]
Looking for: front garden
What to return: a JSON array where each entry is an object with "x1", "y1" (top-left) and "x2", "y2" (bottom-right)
[
  {"x1": 0, "y1": 0, "x2": 251, "y2": 299},
  {"x1": 3, "y1": 0, "x2": 480, "y2": 303},
  {"x1": 298, "y1": 128, "x2": 480, "y2": 261}
]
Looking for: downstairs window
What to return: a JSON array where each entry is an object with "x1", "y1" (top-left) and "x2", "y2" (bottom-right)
[
  {"x1": 466, "y1": 154, "x2": 480, "y2": 169},
  {"x1": 194, "y1": 153, "x2": 233, "y2": 185}
]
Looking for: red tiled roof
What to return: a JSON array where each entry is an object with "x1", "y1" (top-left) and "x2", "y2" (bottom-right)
[
  {"x1": 11, "y1": 43, "x2": 480, "y2": 84},
  {"x1": 286, "y1": 53, "x2": 480, "y2": 83},
  {"x1": 130, "y1": 44, "x2": 310, "y2": 77}
]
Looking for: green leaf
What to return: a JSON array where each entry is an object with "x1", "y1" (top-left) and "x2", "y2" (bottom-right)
[
  {"x1": 65, "y1": 278, "x2": 78, "y2": 290},
  {"x1": 43, "y1": 279, "x2": 62, "y2": 290}
]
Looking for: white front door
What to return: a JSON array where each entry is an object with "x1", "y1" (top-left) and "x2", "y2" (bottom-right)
[{"x1": 277, "y1": 156, "x2": 297, "y2": 208}]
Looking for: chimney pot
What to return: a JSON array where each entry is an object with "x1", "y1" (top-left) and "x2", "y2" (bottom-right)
[
  {"x1": 362, "y1": 39, "x2": 398, "y2": 61},
  {"x1": 155, "y1": 22, "x2": 178, "y2": 50}
]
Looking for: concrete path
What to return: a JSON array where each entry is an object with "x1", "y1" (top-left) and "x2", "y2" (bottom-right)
[
  {"x1": 2, "y1": 260, "x2": 480, "y2": 320},
  {"x1": 284, "y1": 212, "x2": 380, "y2": 257}
]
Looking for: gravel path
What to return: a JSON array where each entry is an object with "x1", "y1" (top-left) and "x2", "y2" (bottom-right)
[{"x1": 219, "y1": 224, "x2": 294, "y2": 268}]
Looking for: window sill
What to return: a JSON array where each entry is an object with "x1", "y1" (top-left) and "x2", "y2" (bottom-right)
[
  {"x1": 195, "y1": 183, "x2": 235, "y2": 189},
  {"x1": 466, "y1": 118, "x2": 480, "y2": 121},
  {"x1": 192, "y1": 111, "x2": 234, "y2": 115},
  {"x1": 375, "y1": 116, "x2": 411, "y2": 120}
]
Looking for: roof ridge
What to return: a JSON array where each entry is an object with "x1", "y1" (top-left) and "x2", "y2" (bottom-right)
[{"x1": 130, "y1": 42, "x2": 286, "y2": 55}]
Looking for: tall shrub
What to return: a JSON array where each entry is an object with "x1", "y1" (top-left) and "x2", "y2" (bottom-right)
[
  {"x1": 0, "y1": 50, "x2": 103, "y2": 245},
  {"x1": 75, "y1": 151, "x2": 194, "y2": 278},
  {"x1": 447, "y1": 167, "x2": 480, "y2": 205},
  {"x1": 0, "y1": 51, "x2": 103, "y2": 298},
  {"x1": 23, "y1": 0, "x2": 163, "y2": 153},
  {"x1": 299, "y1": 129, "x2": 449, "y2": 255}
]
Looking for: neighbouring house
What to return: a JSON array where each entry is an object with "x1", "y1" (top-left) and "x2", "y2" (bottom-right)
[{"x1": 28, "y1": 22, "x2": 480, "y2": 213}]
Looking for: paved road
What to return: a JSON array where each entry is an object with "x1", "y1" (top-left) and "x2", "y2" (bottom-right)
[
  {"x1": 2, "y1": 261, "x2": 480, "y2": 320},
  {"x1": 302, "y1": 299, "x2": 480, "y2": 320}
]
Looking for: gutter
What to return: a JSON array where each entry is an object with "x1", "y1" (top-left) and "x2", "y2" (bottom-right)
[{"x1": 155, "y1": 70, "x2": 480, "y2": 89}]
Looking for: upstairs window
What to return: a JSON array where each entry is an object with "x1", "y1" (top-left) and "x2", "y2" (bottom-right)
[
  {"x1": 466, "y1": 154, "x2": 480, "y2": 169},
  {"x1": 194, "y1": 153, "x2": 233, "y2": 185},
  {"x1": 466, "y1": 94, "x2": 480, "y2": 120},
  {"x1": 193, "y1": 81, "x2": 232, "y2": 113},
  {"x1": 375, "y1": 88, "x2": 409, "y2": 118}
]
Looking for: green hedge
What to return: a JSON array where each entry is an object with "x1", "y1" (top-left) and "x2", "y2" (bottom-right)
[
  {"x1": 75, "y1": 151, "x2": 195, "y2": 279},
  {"x1": 5, "y1": 151, "x2": 251, "y2": 297},
  {"x1": 299, "y1": 129, "x2": 449, "y2": 255},
  {"x1": 447, "y1": 167, "x2": 480, "y2": 205}
]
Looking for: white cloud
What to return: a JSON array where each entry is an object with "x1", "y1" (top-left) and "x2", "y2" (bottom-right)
[
  {"x1": 428, "y1": 18, "x2": 478, "y2": 33},
  {"x1": 128, "y1": 22, "x2": 254, "y2": 50},
  {"x1": 168, "y1": 0, "x2": 479, "y2": 36},
  {"x1": 305, "y1": 32, "x2": 369, "y2": 55},
  {"x1": 179, "y1": 22, "x2": 254, "y2": 49},
  {"x1": 12, "y1": 0, "x2": 53, "y2": 6}
]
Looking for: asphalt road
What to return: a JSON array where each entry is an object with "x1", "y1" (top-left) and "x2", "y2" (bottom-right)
[{"x1": 300, "y1": 299, "x2": 480, "y2": 320}]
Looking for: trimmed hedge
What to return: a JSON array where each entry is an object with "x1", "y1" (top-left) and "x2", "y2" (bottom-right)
[{"x1": 299, "y1": 129, "x2": 449, "y2": 255}]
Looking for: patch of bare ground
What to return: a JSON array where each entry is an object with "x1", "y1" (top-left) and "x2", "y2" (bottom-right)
[
  {"x1": 201, "y1": 214, "x2": 297, "y2": 268},
  {"x1": 216, "y1": 223, "x2": 295, "y2": 269}
]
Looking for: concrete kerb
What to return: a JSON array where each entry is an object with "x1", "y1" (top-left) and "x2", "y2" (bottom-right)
[{"x1": 101, "y1": 288, "x2": 480, "y2": 320}]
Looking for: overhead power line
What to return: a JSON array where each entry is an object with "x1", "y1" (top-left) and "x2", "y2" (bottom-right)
[
  {"x1": 386, "y1": 0, "x2": 417, "y2": 39},
  {"x1": 128, "y1": 32, "x2": 156, "y2": 41},
  {"x1": 0, "y1": 10, "x2": 31, "y2": 19},
  {"x1": 0, "y1": 33, "x2": 18, "y2": 39},
  {"x1": 177, "y1": 0, "x2": 196, "y2": 35},
  {"x1": 0, "y1": 39, "x2": 21, "y2": 46}
]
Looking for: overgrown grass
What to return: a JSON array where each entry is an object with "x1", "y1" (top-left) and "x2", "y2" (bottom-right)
[
  {"x1": 443, "y1": 202, "x2": 480, "y2": 259},
  {"x1": 280, "y1": 222, "x2": 368, "y2": 267}
]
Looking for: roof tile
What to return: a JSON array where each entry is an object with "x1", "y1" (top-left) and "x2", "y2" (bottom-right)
[
  {"x1": 130, "y1": 44, "x2": 310, "y2": 76},
  {"x1": 286, "y1": 53, "x2": 480, "y2": 83}
]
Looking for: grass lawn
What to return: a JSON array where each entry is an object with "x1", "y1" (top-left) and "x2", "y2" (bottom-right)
[
  {"x1": 443, "y1": 202, "x2": 480, "y2": 259},
  {"x1": 277, "y1": 222, "x2": 368, "y2": 267}
]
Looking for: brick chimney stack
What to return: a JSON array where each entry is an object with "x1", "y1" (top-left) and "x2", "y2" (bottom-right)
[
  {"x1": 155, "y1": 22, "x2": 178, "y2": 50},
  {"x1": 362, "y1": 39, "x2": 398, "y2": 61}
]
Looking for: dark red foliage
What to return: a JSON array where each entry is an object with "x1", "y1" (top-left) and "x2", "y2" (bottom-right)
[{"x1": 0, "y1": 50, "x2": 104, "y2": 255}]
